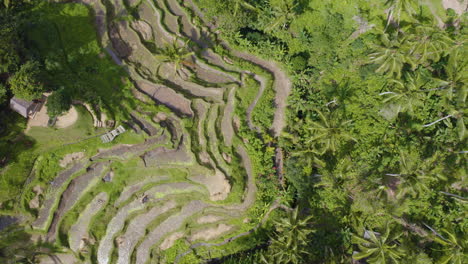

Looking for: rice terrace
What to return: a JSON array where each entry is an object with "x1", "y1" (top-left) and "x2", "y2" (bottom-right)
[
  {"x1": 0, "y1": 0, "x2": 466, "y2": 263},
  {"x1": 1, "y1": 0, "x2": 292, "y2": 263}
]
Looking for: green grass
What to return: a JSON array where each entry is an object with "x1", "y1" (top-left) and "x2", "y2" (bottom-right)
[{"x1": 26, "y1": 105, "x2": 98, "y2": 149}]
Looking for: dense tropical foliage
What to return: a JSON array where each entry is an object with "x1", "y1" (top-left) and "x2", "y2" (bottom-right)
[
  {"x1": 195, "y1": 0, "x2": 467, "y2": 262},
  {"x1": 0, "y1": 0, "x2": 466, "y2": 263}
]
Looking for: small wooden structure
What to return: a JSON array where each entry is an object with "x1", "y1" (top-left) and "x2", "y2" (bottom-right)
[
  {"x1": 9, "y1": 97, "x2": 39, "y2": 118},
  {"x1": 100, "y1": 125, "x2": 126, "y2": 143}
]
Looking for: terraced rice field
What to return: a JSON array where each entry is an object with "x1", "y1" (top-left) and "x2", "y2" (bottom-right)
[{"x1": 26, "y1": 0, "x2": 291, "y2": 263}]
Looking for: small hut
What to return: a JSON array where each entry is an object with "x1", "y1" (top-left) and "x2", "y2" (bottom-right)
[{"x1": 9, "y1": 97, "x2": 38, "y2": 118}]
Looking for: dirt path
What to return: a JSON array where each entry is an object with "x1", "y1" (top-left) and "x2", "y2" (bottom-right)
[
  {"x1": 245, "y1": 72, "x2": 267, "y2": 133},
  {"x1": 227, "y1": 49, "x2": 292, "y2": 137}
]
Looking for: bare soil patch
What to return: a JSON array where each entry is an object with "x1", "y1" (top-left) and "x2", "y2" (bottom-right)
[
  {"x1": 59, "y1": 152, "x2": 85, "y2": 168},
  {"x1": 189, "y1": 223, "x2": 233, "y2": 242},
  {"x1": 196, "y1": 214, "x2": 223, "y2": 224},
  {"x1": 27, "y1": 103, "x2": 49, "y2": 129},
  {"x1": 141, "y1": 135, "x2": 193, "y2": 166},
  {"x1": 159, "y1": 231, "x2": 185, "y2": 250},
  {"x1": 130, "y1": 112, "x2": 159, "y2": 136},
  {"x1": 56, "y1": 106, "x2": 78, "y2": 128},
  {"x1": 131, "y1": 20, "x2": 153, "y2": 41},
  {"x1": 190, "y1": 169, "x2": 230, "y2": 201}
]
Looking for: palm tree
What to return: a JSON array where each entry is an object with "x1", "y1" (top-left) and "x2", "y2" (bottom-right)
[
  {"x1": 231, "y1": 0, "x2": 259, "y2": 17},
  {"x1": 434, "y1": 44, "x2": 468, "y2": 103},
  {"x1": 282, "y1": 130, "x2": 325, "y2": 170},
  {"x1": 384, "y1": 0, "x2": 419, "y2": 26},
  {"x1": 352, "y1": 224, "x2": 405, "y2": 263},
  {"x1": 261, "y1": 207, "x2": 314, "y2": 264},
  {"x1": 430, "y1": 226, "x2": 467, "y2": 264},
  {"x1": 369, "y1": 33, "x2": 415, "y2": 79},
  {"x1": 407, "y1": 24, "x2": 454, "y2": 65},
  {"x1": 155, "y1": 39, "x2": 194, "y2": 77},
  {"x1": 306, "y1": 109, "x2": 357, "y2": 154},
  {"x1": 324, "y1": 78, "x2": 356, "y2": 116},
  {"x1": 264, "y1": 0, "x2": 298, "y2": 32},
  {"x1": 388, "y1": 151, "x2": 446, "y2": 199},
  {"x1": 379, "y1": 72, "x2": 427, "y2": 119}
]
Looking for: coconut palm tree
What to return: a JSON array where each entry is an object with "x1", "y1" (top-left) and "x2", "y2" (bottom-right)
[
  {"x1": 282, "y1": 129, "x2": 325, "y2": 170},
  {"x1": 388, "y1": 151, "x2": 447, "y2": 199},
  {"x1": 379, "y1": 71, "x2": 428, "y2": 119},
  {"x1": 263, "y1": 0, "x2": 298, "y2": 32},
  {"x1": 261, "y1": 207, "x2": 314, "y2": 264},
  {"x1": 352, "y1": 224, "x2": 405, "y2": 263},
  {"x1": 385, "y1": 0, "x2": 419, "y2": 26},
  {"x1": 369, "y1": 33, "x2": 415, "y2": 79},
  {"x1": 155, "y1": 39, "x2": 194, "y2": 77},
  {"x1": 407, "y1": 24, "x2": 454, "y2": 65},
  {"x1": 231, "y1": 0, "x2": 259, "y2": 17},
  {"x1": 393, "y1": 152, "x2": 432, "y2": 199},
  {"x1": 306, "y1": 109, "x2": 357, "y2": 154},
  {"x1": 430, "y1": 226, "x2": 467, "y2": 264},
  {"x1": 433, "y1": 43, "x2": 468, "y2": 103}
]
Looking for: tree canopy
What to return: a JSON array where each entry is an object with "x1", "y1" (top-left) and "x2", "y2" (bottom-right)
[{"x1": 8, "y1": 60, "x2": 44, "y2": 100}]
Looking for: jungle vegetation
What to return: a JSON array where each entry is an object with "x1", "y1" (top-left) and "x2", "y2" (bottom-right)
[
  {"x1": 194, "y1": 0, "x2": 467, "y2": 263},
  {"x1": 0, "y1": 0, "x2": 466, "y2": 263}
]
